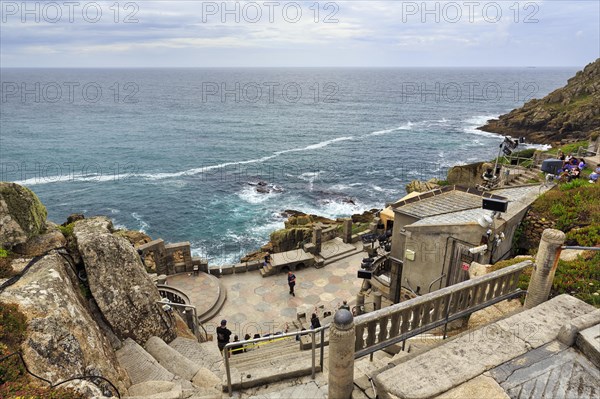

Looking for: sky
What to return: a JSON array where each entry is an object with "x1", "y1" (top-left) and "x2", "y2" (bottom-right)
[{"x1": 0, "y1": 0, "x2": 599, "y2": 67}]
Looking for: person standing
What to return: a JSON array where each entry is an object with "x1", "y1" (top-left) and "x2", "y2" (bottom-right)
[
  {"x1": 310, "y1": 313, "x2": 321, "y2": 329},
  {"x1": 216, "y1": 319, "x2": 232, "y2": 353},
  {"x1": 287, "y1": 271, "x2": 296, "y2": 296}
]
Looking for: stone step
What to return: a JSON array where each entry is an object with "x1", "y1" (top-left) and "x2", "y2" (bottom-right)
[
  {"x1": 169, "y1": 337, "x2": 224, "y2": 375},
  {"x1": 123, "y1": 381, "x2": 182, "y2": 399},
  {"x1": 229, "y1": 338, "x2": 299, "y2": 367},
  {"x1": 145, "y1": 336, "x2": 201, "y2": 381},
  {"x1": 223, "y1": 348, "x2": 320, "y2": 391},
  {"x1": 116, "y1": 338, "x2": 175, "y2": 385},
  {"x1": 197, "y1": 279, "x2": 228, "y2": 324}
]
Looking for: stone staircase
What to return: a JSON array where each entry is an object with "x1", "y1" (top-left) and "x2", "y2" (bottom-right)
[
  {"x1": 258, "y1": 261, "x2": 277, "y2": 277},
  {"x1": 503, "y1": 167, "x2": 543, "y2": 187},
  {"x1": 116, "y1": 336, "x2": 224, "y2": 399},
  {"x1": 225, "y1": 335, "x2": 321, "y2": 391}
]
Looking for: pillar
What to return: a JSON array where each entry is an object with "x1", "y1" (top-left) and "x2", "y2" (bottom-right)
[
  {"x1": 312, "y1": 226, "x2": 322, "y2": 254},
  {"x1": 373, "y1": 292, "x2": 382, "y2": 310},
  {"x1": 524, "y1": 229, "x2": 565, "y2": 309},
  {"x1": 355, "y1": 293, "x2": 365, "y2": 315},
  {"x1": 328, "y1": 309, "x2": 355, "y2": 399},
  {"x1": 343, "y1": 218, "x2": 353, "y2": 244}
]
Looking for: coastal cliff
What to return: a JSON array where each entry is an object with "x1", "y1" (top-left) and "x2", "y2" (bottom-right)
[
  {"x1": 0, "y1": 182, "x2": 181, "y2": 397},
  {"x1": 479, "y1": 58, "x2": 600, "y2": 144}
]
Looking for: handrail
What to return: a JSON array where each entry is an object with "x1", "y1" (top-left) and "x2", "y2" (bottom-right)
[
  {"x1": 354, "y1": 260, "x2": 532, "y2": 358},
  {"x1": 157, "y1": 284, "x2": 191, "y2": 305},
  {"x1": 223, "y1": 326, "x2": 328, "y2": 396}
]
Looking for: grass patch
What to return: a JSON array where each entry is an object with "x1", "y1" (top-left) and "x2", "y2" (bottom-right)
[
  {"x1": 0, "y1": 250, "x2": 15, "y2": 279},
  {"x1": 490, "y1": 252, "x2": 600, "y2": 308},
  {"x1": 58, "y1": 223, "x2": 74, "y2": 238},
  {"x1": 545, "y1": 141, "x2": 589, "y2": 156},
  {"x1": 531, "y1": 184, "x2": 600, "y2": 231}
]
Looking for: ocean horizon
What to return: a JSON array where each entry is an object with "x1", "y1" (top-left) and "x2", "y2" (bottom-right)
[{"x1": 0, "y1": 67, "x2": 577, "y2": 264}]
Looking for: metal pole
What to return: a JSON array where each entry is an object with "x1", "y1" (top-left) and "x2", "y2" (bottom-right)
[
  {"x1": 311, "y1": 330, "x2": 316, "y2": 379},
  {"x1": 320, "y1": 328, "x2": 325, "y2": 370},
  {"x1": 224, "y1": 346, "x2": 232, "y2": 396}
]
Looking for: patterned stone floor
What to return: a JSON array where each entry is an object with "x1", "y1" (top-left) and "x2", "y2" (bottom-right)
[
  {"x1": 168, "y1": 249, "x2": 366, "y2": 340},
  {"x1": 165, "y1": 271, "x2": 220, "y2": 318}
]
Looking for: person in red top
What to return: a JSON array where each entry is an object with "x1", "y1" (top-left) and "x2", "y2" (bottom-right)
[{"x1": 287, "y1": 271, "x2": 296, "y2": 296}]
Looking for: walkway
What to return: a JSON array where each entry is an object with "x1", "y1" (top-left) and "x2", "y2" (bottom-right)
[{"x1": 168, "y1": 248, "x2": 367, "y2": 340}]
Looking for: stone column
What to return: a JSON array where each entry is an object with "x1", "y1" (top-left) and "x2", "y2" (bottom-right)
[
  {"x1": 342, "y1": 218, "x2": 353, "y2": 244},
  {"x1": 524, "y1": 229, "x2": 565, "y2": 310},
  {"x1": 328, "y1": 309, "x2": 355, "y2": 399},
  {"x1": 373, "y1": 292, "x2": 382, "y2": 310},
  {"x1": 355, "y1": 293, "x2": 364, "y2": 315},
  {"x1": 312, "y1": 226, "x2": 322, "y2": 254}
]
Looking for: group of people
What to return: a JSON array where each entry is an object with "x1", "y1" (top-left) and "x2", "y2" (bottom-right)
[
  {"x1": 557, "y1": 152, "x2": 586, "y2": 182},
  {"x1": 216, "y1": 299, "x2": 354, "y2": 355}
]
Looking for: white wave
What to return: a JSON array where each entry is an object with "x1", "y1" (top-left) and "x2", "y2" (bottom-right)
[
  {"x1": 274, "y1": 136, "x2": 354, "y2": 155},
  {"x1": 14, "y1": 173, "x2": 121, "y2": 187},
  {"x1": 462, "y1": 115, "x2": 505, "y2": 138},
  {"x1": 131, "y1": 212, "x2": 149, "y2": 233},
  {"x1": 247, "y1": 219, "x2": 285, "y2": 236},
  {"x1": 370, "y1": 185, "x2": 400, "y2": 195},
  {"x1": 17, "y1": 136, "x2": 357, "y2": 187},
  {"x1": 329, "y1": 183, "x2": 351, "y2": 191},
  {"x1": 368, "y1": 122, "x2": 413, "y2": 136},
  {"x1": 237, "y1": 185, "x2": 280, "y2": 204},
  {"x1": 298, "y1": 171, "x2": 323, "y2": 191}
]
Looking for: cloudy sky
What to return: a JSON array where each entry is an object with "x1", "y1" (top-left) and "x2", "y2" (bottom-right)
[{"x1": 1, "y1": 0, "x2": 598, "y2": 67}]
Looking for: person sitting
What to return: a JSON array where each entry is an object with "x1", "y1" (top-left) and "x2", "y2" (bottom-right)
[
  {"x1": 310, "y1": 313, "x2": 321, "y2": 329},
  {"x1": 578, "y1": 160, "x2": 586, "y2": 170},
  {"x1": 588, "y1": 167, "x2": 600, "y2": 183},
  {"x1": 568, "y1": 167, "x2": 581, "y2": 181},
  {"x1": 230, "y1": 335, "x2": 244, "y2": 355}
]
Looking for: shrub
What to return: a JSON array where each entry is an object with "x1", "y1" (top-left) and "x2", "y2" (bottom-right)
[
  {"x1": 566, "y1": 226, "x2": 600, "y2": 247},
  {"x1": 491, "y1": 252, "x2": 600, "y2": 308},
  {"x1": 58, "y1": 223, "x2": 74, "y2": 238},
  {"x1": 0, "y1": 303, "x2": 28, "y2": 384}
]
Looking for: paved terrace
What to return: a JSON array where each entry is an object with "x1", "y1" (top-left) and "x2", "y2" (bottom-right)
[{"x1": 167, "y1": 249, "x2": 366, "y2": 338}]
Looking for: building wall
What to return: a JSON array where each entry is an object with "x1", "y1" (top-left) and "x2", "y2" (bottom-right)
[{"x1": 392, "y1": 206, "x2": 530, "y2": 295}]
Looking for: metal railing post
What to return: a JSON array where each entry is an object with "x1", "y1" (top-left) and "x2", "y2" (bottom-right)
[
  {"x1": 224, "y1": 346, "x2": 232, "y2": 396},
  {"x1": 320, "y1": 328, "x2": 325, "y2": 369},
  {"x1": 311, "y1": 330, "x2": 316, "y2": 379}
]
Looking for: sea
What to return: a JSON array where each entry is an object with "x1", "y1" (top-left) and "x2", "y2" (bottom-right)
[{"x1": 0, "y1": 67, "x2": 577, "y2": 264}]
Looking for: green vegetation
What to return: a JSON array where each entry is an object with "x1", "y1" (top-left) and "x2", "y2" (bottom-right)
[
  {"x1": 491, "y1": 252, "x2": 600, "y2": 308},
  {"x1": 58, "y1": 223, "x2": 74, "y2": 238},
  {"x1": 566, "y1": 225, "x2": 600, "y2": 247},
  {"x1": 545, "y1": 140, "x2": 589, "y2": 156},
  {"x1": 531, "y1": 183, "x2": 600, "y2": 232},
  {"x1": 352, "y1": 222, "x2": 371, "y2": 235},
  {"x1": 0, "y1": 303, "x2": 85, "y2": 399},
  {"x1": 0, "y1": 250, "x2": 14, "y2": 279}
]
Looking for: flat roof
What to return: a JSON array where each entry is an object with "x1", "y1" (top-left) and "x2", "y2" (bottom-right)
[
  {"x1": 409, "y1": 185, "x2": 549, "y2": 227},
  {"x1": 392, "y1": 185, "x2": 506, "y2": 219}
]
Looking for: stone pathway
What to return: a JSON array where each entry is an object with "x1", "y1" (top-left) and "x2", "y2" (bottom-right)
[
  {"x1": 208, "y1": 249, "x2": 365, "y2": 338},
  {"x1": 167, "y1": 248, "x2": 366, "y2": 339}
]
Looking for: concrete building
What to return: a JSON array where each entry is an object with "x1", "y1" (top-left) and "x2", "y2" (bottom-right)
[{"x1": 386, "y1": 184, "x2": 550, "y2": 299}]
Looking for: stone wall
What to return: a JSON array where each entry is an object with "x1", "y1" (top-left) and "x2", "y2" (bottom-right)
[{"x1": 517, "y1": 209, "x2": 556, "y2": 253}]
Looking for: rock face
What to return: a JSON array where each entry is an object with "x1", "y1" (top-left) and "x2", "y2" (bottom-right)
[
  {"x1": 405, "y1": 178, "x2": 441, "y2": 194},
  {"x1": 446, "y1": 162, "x2": 493, "y2": 187},
  {"x1": 0, "y1": 252, "x2": 130, "y2": 396},
  {"x1": 0, "y1": 182, "x2": 47, "y2": 248},
  {"x1": 270, "y1": 227, "x2": 313, "y2": 253},
  {"x1": 479, "y1": 58, "x2": 600, "y2": 144},
  {"x1": 12, "y1": 223, "x2": 66, "y2": 257},
  {"x1": 73, "y1": 217, "x2": 176, "y2": 344}
]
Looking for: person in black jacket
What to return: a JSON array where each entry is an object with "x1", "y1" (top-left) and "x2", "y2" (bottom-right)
[
  {"x1": 310, "y1": 313, "x2": 321, "y2": 329},
  {"x1": 216, "y1": 319, "x2": 232, "y2": 352}
]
